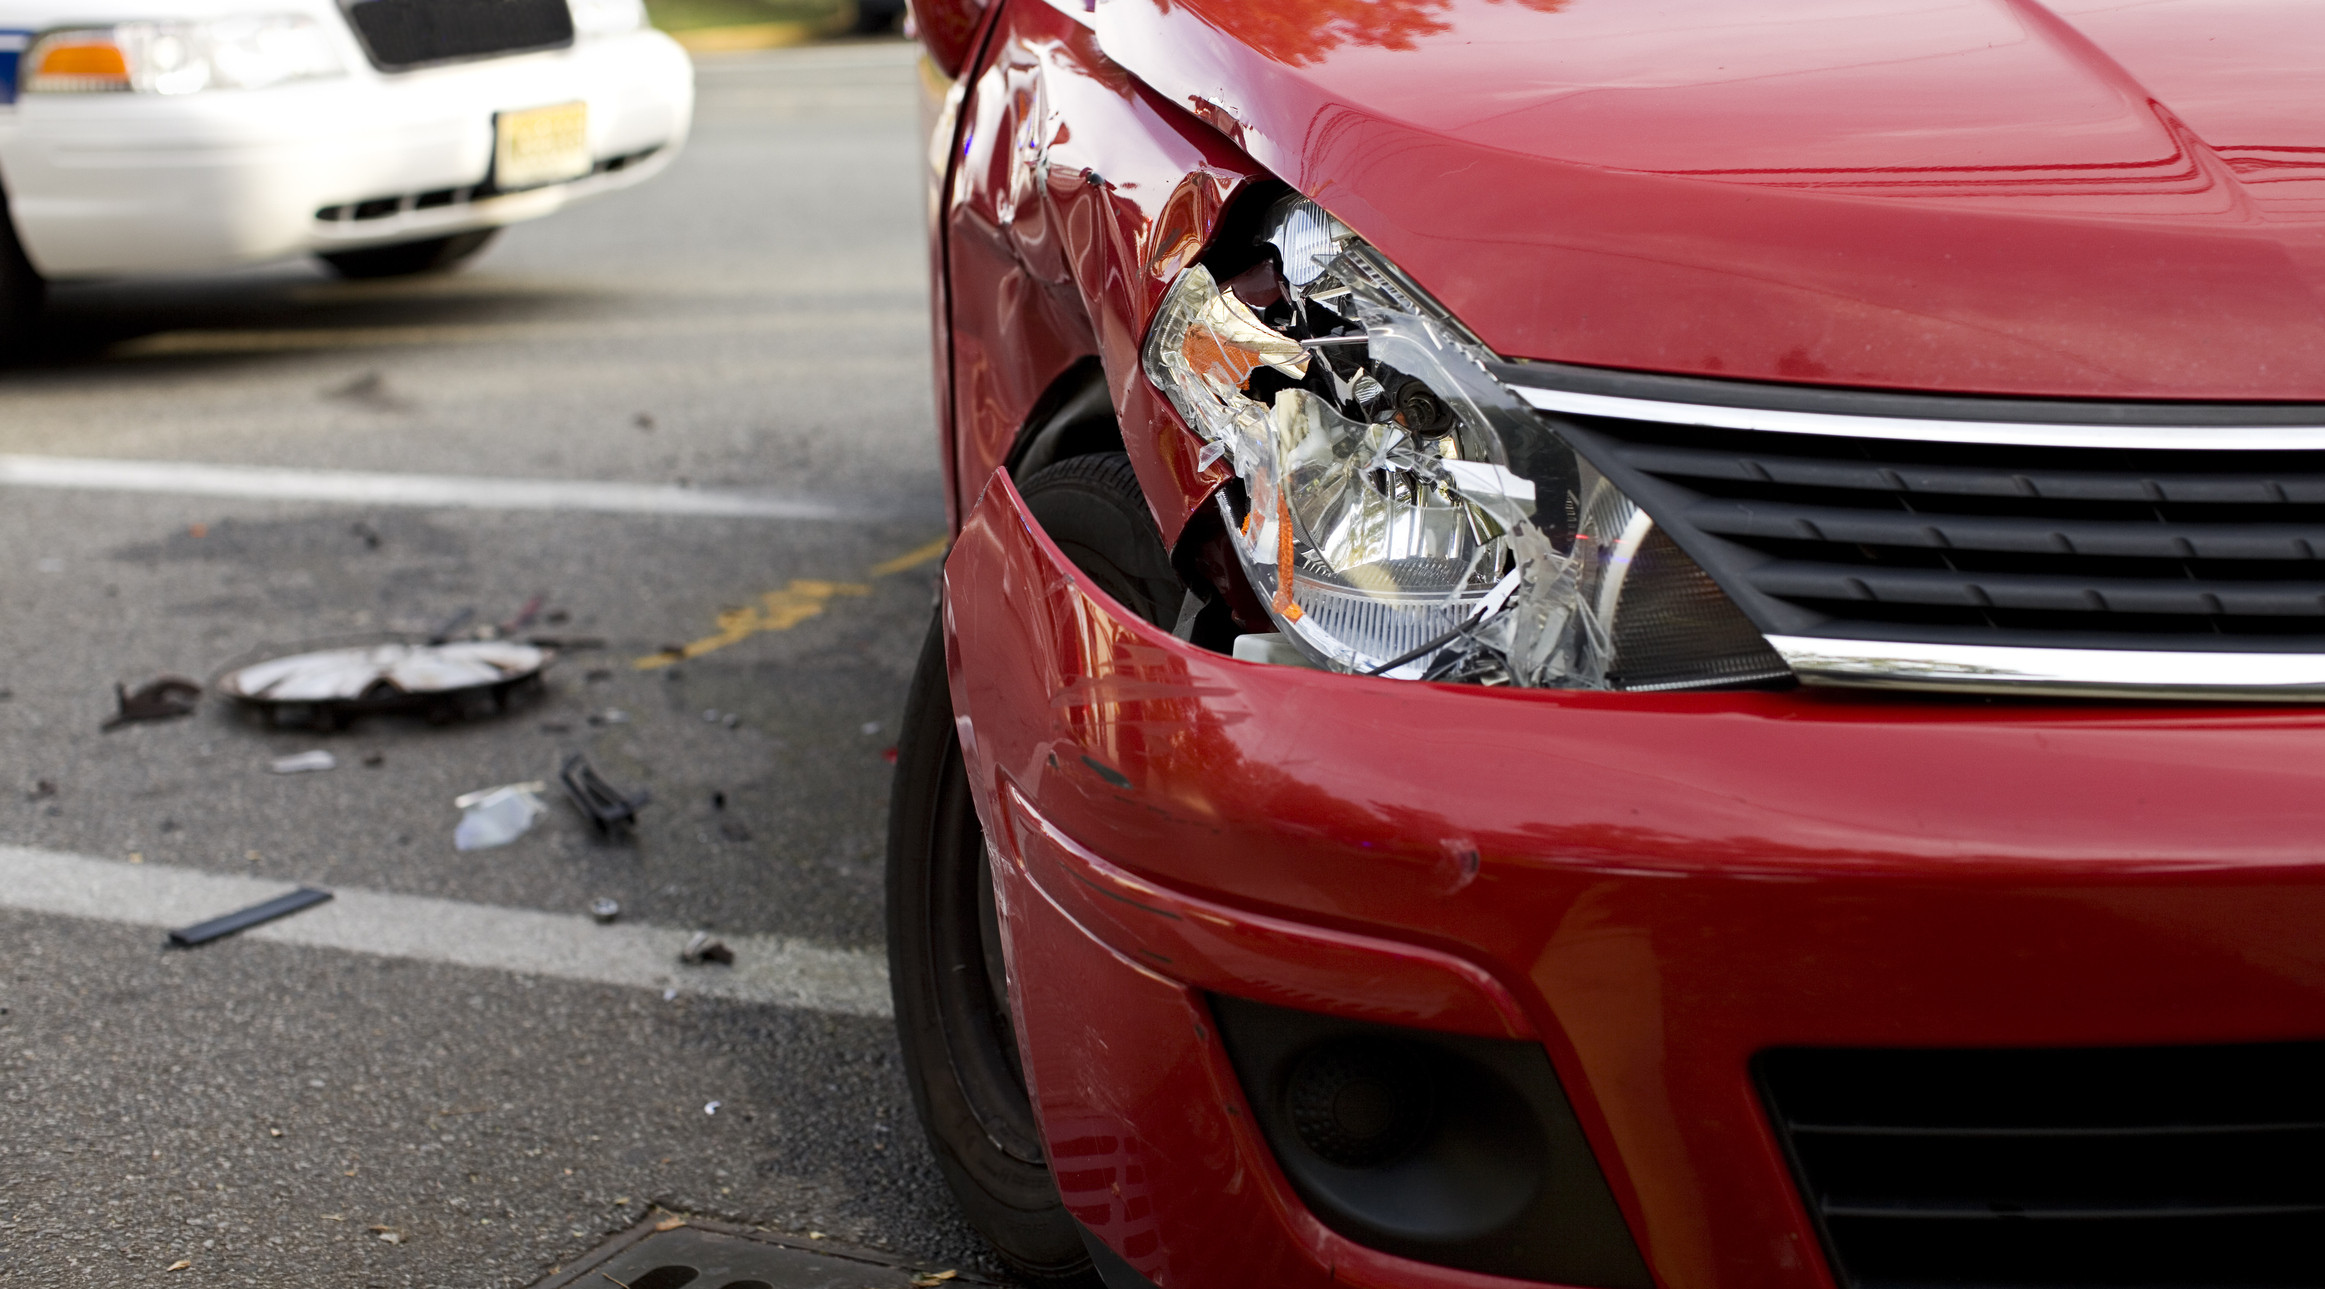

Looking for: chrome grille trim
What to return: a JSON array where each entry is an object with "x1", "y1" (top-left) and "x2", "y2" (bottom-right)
[
  {"x1": 1509, "y1": 385, "x2": 2325, "y2": 451},
  {"x1": 1771, "y1": 637, "x2": 2325, "y2": 700}
]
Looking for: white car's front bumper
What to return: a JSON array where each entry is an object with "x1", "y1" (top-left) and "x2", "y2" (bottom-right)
[{"x1": 0, "y1": 25, "x2": 691, "y2": 276}]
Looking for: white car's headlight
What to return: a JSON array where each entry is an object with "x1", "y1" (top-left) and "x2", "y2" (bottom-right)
[
  {"x1": 1144, "y1": 193, "x2": 1791, "y2": 692},
  {"x1": 568, "y1": 0, "x2": 647, "y2": 38},
  {"x1": 25, "y1": 15, "x2": 344, "y2": 94}
]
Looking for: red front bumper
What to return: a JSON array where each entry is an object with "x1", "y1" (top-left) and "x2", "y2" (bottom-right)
[{"x1": 943, "y1": 470, "x2": 2325, "y2": 1289}]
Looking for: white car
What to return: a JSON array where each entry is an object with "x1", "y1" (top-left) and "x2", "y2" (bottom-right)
[{"x1": 0, "y1": 0, "x2": 692, "y2": 333}]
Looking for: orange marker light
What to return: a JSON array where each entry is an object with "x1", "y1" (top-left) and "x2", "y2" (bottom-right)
[
  {"x1": 26, "y1": 34, "x2": 131, "y2": 91},
  {"x1": 1272, "y1": 488, "x2": 1303, "y2": 622}
]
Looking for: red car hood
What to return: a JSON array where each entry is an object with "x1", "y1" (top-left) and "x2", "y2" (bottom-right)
[{"x1": 1093, "y1": 0, "x2": 2325, "y2": 400}]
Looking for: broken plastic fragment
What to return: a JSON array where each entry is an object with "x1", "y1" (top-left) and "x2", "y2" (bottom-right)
[
  {"x1": 268, "y1": 750, "x2": 337, "y2": 774},
  {"x1": 559, "y1": 753, "x2": 650, "y2": 837},
  {"x1": 103, "y1": 676, "x2": 201, "y2": 731},
  {"x1": 168, "y1": 887, "x2": 333, "y2": 948},
  {"x1": 1149, "y1": 263, "x2": 1310, "y2": 403},
  {"x1": 453, "y1": 782, "x2": 547, "y2": 851},
  {"x1": 589, "y1": 898, "x2": 621, "y2": 924},
  {"x1": 680, "y1": 931, "x2": 734, "y2": 966}
]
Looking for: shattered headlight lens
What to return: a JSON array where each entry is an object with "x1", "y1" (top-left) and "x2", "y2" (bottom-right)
[
  {"x1": 1142, "y1": 193, "x2": 1789, "y2": 691},
  {"x1": 25, "y1": 16, "x2": 344, "y2": 95}
]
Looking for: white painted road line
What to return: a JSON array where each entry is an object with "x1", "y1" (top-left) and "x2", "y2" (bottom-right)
[
  {"x1": 0, "y1": 455, "x2": 858, "y2": 521},
  {"x1": 0, "y1": 846, "x2": 892, "y2": 1018}
]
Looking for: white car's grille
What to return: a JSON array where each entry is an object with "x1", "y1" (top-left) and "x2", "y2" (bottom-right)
[{"x1": 340, "y1": 0, "x2": 572, "y2": 71}]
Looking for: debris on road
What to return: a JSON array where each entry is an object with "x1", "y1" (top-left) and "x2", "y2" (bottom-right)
[
  {"x1": 704, "y1": 1100, "x2": 721, "y2": 1115},
  {"x1": 219, "y1": 641, "x2": 546, "y2": 729},
  {"x1": 166, "y1": 1260, "x2": 191, "y2": 1273},
  {"x1": 913, "y1": 1272, "x2": 961, "y2": 1287},
  {"x1": 268, "y1": 750, "x2": 337, "y2": 774},
  {"x1": 26, "y1": 778, "x2": 55, "y2": 800},
  {"x1": 500, "y1": 594, "x2": 545, "y2": 636},
  {"x1": 589, "y1": 898, "x2": 621, "y2": 924},
  {"x1": 102, "y1": 676, "x2": 201, "y2": 731},
  {"x1": 524, "y1": 635, "x2": 605, "y2": 651},
  {"x1": 680, "y1": 931, "x2": 733, "y2": 966},
  {"x1": 453, "y1": 782, "x2": 547, "y2": 851},
  {"x1": 586, "y1": 708, "x2": 630, "y2": 726},
  {"x1": 167, "y1": 887, "x2": 333, "y2": 947},
  {"x1": 559, "y1": 753, "x2": 650, "y2": 837}
]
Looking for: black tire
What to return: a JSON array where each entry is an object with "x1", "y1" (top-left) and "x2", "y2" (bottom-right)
[
  {"x1": 1017, "y1": 452, "x2": 1182, "y2": 627},
  {"x1": 888, "y1": 453, "x2": 1176, "y2": 1288},
  {"x1": 318, "y1": 228, "x2": 499, "y2": 280},
  {"x1": 0, "y1": 182, "x2": 47, "y2": 360},
  {"x1": 850, "y1": 0, "x2": 906, "y2": 32}
]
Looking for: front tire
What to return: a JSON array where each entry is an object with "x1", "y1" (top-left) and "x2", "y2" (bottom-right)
[
  {"x1": 318, "y1": 228, "x2": 499, "y2": 280},
  {"x1": 888, "y1": 453, "x2": 1178, "y2": 1288},
  {"x1": 0, "y1": 183, "x2": 47, "y2": 359},
  {"x1": 889, "y1": 609, "x2": 1097, "y2": 1289}
]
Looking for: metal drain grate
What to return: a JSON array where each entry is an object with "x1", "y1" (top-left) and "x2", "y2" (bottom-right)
[{"x1": 535, "y1": 1217, "x2": 992, "y2": 1289}]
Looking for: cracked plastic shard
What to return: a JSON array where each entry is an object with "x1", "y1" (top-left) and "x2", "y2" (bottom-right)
[
  {"x1": 1179, "y1": 265, "x2": 1310, "y2": 389},
  {"x1": 453, "y1": 782, "x2": 547, "y2": 851}
]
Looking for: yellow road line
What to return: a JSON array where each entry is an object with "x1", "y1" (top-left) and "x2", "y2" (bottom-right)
[
  {"x1": 633, "y1": 536, "x2": 950, "y2": 669},
  {"x1": 867, "y1": 535, "x2": 950, "y2": 577}
]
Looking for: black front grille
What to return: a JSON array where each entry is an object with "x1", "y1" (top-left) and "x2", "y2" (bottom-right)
[
  {"x1": 341, "y1": 0, "x2": 572, "y2": 71},
  {"x1": 1759, "y1": 1043, "x2": 2325, "y2": 1289},
  {"x1": 1555, "y1": 416, "x2": 2325, "y2": 652}
]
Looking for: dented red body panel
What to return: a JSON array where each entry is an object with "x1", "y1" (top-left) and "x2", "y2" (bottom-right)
[
  {"x1": 921, "y1": 1, "x2": 2325, "y2": 1286},
  {"x1": 939, "y1": 0, "x2": 1248, "y2": 542}
]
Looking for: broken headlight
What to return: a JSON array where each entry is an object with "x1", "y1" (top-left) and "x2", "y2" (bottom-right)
[{"x1": 1142, "y1": 193, "x2": 1789, "y2": 691}]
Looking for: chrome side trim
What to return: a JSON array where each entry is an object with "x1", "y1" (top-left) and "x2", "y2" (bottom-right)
[
  {"x1": 1771, "y1": 636, "x2": 2325, "y2": 701},
  {"x1": 1511, "y1": 385, "x2": 2325, "y2": 450}
]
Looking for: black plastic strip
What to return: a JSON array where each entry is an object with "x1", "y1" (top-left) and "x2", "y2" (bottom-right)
[
  {"x1": 1076, "y1": 1220, "x2": 1162, "y2": 1289},
  {"x1": 167, "y1": 887, "x2": 333, "y2": 948},
  {"x1": 1489, "y1": 358, "x2": 2325, "y2": 427}
]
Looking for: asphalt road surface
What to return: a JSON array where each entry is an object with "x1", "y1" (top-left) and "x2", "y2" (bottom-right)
[{"x1": 0, "y1": 39, "x2": 997, "y2": 1287}]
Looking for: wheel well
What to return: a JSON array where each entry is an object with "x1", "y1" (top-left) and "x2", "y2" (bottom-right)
[{"x1": 1005, "y1": 357, "x2": 1124, "y2": 480}]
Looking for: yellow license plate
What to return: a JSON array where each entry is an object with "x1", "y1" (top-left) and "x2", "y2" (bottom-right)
[{"x1": 494, "y1": 101, "x2": 590, "y2": 190}]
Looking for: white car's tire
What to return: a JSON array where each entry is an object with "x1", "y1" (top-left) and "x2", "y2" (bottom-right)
[
  {"x1": 318, "y1": 228, "x2": 499, "y2": 280},
  {"x1": 0, "y1": 185, "x2": 47, "y2": 359}
]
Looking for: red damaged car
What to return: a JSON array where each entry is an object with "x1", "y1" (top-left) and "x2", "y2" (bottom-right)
[{"x1": 884, "y1": 2, "x2": 2325, "y2": 1287}]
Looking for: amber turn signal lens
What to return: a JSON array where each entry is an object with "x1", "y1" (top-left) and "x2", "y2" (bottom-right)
[{"x1": 26, "y1": 34, "x2": 132, "y2": 91}]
